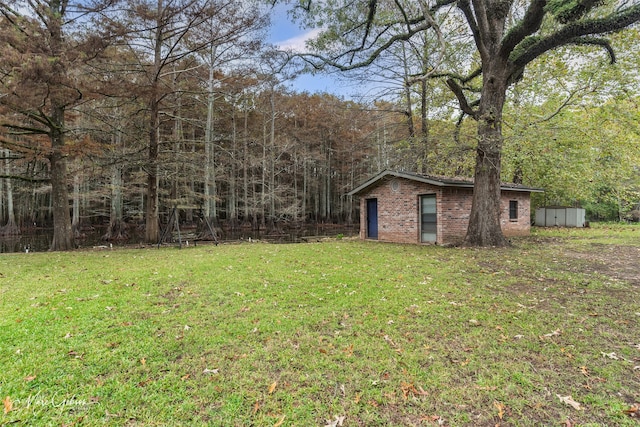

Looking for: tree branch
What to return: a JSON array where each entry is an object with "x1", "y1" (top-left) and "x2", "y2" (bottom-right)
[
  {"x1": 299, "y1": 21, "x2": 436, "y2": 71},
  {"x1": 424, "y1": 66, "x2": 481, "y2": 85},
  {"x1": 294, "y1": 0, "x2": 457, "y2": 72},
  {"x1": 511, "y1": 5, "x2": 640, "y2": 70},
  {"x1": 0, "y1": 174, "x2": 49, "y2": 183},
  {"x1": 0, "y1": 136, "x2": 44, "y2": 155},
  {"x1": 569, "y1": 36, "x2": 616, "y2": 63},
  {"x1": 362, "y1": 0, "x2": 379, "y2": 50},
  {"x1": 457, "y1": 0, "x2": 486, "y2": 61},
  {"x1": 446, "y1": 78, "x2": 478, "y2": 118},
  {"x1": 2, "y1": 123, "x2": 50, "y2": 135},
  {"x1": 499, "y1": 0, "x2": 546, "y2": 60}
]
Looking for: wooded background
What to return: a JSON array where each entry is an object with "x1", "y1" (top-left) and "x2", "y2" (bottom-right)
[{"x1": 1, "y1": 1, "x2": 639, "y2": 248}]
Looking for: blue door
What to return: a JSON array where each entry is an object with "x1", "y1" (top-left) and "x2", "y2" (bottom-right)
[{"x1": 366, "y1": 199, "x2": 378, "y2": 239}]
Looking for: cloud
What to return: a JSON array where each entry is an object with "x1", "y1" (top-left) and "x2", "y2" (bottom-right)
[{"x1": 276, "y1": 28, "x2": 322, "y2": 53}]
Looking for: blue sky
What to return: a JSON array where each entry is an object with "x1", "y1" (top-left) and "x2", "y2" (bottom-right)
[{"x1": 267, "y1": 4, "x2": 350, "y2": 96}]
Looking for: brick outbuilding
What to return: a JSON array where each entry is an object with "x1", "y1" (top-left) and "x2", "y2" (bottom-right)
[{"x1": 348, "y1": 170, "x2": 543, "y2": 245}]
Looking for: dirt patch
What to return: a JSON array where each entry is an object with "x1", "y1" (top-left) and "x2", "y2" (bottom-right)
[{"x1": 563, "y1": 244, "x2": 640, "y2": 287}]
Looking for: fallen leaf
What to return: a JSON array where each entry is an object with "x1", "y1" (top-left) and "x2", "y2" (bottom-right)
[
  {"x1": 181, "y1": 374, "x2": 190, "y2": 380},
  {"x1": 343, "y1": 344, "x2": 354, "y2": 357},
  {"x1": 24, "y1": 375, "x2": 37, "y2": 382},
  {"x1": 273, "y1": 414, "x2": 285, "y2": 427},
  {"x1": 623, "y1": 405, "x2": 638, "y2": 417},
  {"x1": 140, "y1": 358, "x2": 146, "y2": 365},
  {"x1": 203, "y1": 368, "x2": 219, "y2": 374},
  {"x1": 557, "y1": 394, "x2": 582, "y2": 410},
  {"x1": 67, "y1": 350, "x2": 83, "y2": 359},
  {"x1": 494, "y1": 401, "x2": 505, "y2": 420},
  {"x1": 601, "y1": 352, "x2": 619, "y2": 360},
  {"x1": 383, "y1": 335, "x2": 397, "y2": 348},
  {"x1": 253, "y1": 401, "x2": 260, "y2": 414},
  {"x1": 3, "y1": 396, "x2": 12, "y2": 414},
  {"x1": 268, "y1": 381, "x2": 277, "y2": 394},
  {"x1": 324, "y1": 415, "x2": 345, "y2": 427},
  {"x1": 400, "y1": 382, "x2": 428, "y2": 400},
  {"x1": 541, "y1": 329, "x2": 561, "y2": 338},
  {"x1": 420, "y1": 415, "x2": 443, "y2": 424}
]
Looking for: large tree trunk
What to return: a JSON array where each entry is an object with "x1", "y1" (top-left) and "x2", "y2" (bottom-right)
[
  {"x1": 464, "y1": 69, "x2": 509, "y2": 247},
  {"x1": 260, "y1": 120, "x2": 267, "y2": 228},
  {"x1": 104, "y1": 162, "x2": 126, "y2": 240},
  {"x1": 72, "y1": 173, "x2": 80, "y2": 236},
  {"x1": 104, "y1": 126, "x2": 126, "y2": 241},
  {"x1": 268, "y1": 91, "x2": 276, "y2": 221},
  {"x1": 204, "y1": 45, "x2": 217, "y2": 221},
  {"x1": 49, "y1": 120, "x2": 73, "y2": 251},
  {"x1": 228, "y1": 110, "x2": 238, "y2": 222},
  {"x1": 1, "y1": 149, "x2": 19, "y2": 235},
  {"x1": 145, "y1": 102, "x2": 160, "y2": 243},
  {"x1": 145, "y1": 1, "x2": 163, "y2": 244},
  {"x1": 242, "y1": 106, "x2": 249, "y2": 221},
  {"x1": 419, "y1": 80, "x2": 429, "y2": 174},
  {"x1": 46, "y1": 0, "x2": 74, "y2": 251}
]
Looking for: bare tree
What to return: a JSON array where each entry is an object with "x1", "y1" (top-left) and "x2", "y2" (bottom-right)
[
  {"x1": 0, "y1": 0, "x2": 114, "y2": 250},
  {"x1": 110, "y1": 0, "x2": 268, "y2": 242}
]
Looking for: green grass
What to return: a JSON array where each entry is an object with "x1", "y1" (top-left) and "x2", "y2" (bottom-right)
[{"x1": 1, "y1": 225, "x2": 639, "y2": 426}]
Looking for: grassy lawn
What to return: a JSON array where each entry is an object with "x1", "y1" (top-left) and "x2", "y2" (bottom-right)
[{"x1": 1, "y1": 225, "x2": 639, "y2": 426}]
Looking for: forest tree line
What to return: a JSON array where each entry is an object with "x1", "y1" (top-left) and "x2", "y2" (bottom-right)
[{"x1": 0, "y1": 1, "x2": 639, "y2": 249}]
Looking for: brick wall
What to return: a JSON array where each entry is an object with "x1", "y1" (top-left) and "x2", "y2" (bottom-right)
[
  {"x1": 357, "y1": 177, "x2": 532, "y2": 245},
  {"x1": 500, "y1": 190, "x2": 531, "y2": 237},
  {"x1": 439, "y1": 188, "x2": 472, "y2": 245},
  {"x1": 358, "y1": 177, "x2": 432, "y2": 244}
]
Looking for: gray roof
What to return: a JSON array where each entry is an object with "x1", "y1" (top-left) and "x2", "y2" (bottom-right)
[{"x1": 348, "y1": 170, "x2": 544, "y2": 196}]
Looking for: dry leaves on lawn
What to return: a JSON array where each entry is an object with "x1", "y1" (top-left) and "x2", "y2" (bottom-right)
[{"x1": 557, "y1": 394, "x2": 583, "y2": 410}]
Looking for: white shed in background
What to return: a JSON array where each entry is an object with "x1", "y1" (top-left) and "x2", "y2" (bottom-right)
[{"x1": 535, "y1": 207, "x2": 586, "y2": 227}]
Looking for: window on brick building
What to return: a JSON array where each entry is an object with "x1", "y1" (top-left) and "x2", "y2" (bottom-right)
[
  {"x1": 509, "y1": 200, "x2": 518, "y2": 220},
  {"x1": 420, "y1": 195, "x2": 437, "y2": 242}
]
